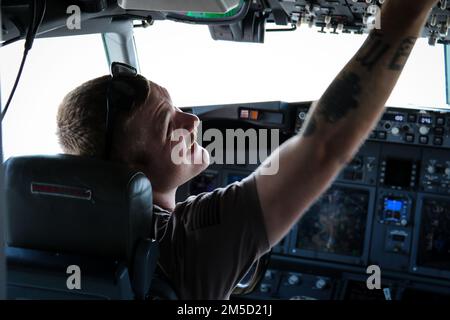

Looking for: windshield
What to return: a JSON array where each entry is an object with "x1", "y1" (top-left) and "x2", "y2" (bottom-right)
[
  {"x1": 135, "y1": 21, "x2": 448, "y2": 109},
  {"x1": 0, "y1": 34, "x2": 108, "y2": 160},
  {"x1": 0, "y1": 23, "x2": 447, "y2": 160}
]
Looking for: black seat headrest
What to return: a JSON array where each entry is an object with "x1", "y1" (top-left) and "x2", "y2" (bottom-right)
[{"x1": 4, "y1": 155, "x2": 153, "y2": 263}]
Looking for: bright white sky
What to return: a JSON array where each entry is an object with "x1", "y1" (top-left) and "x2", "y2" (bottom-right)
[
  {"x1": 1, "y1": 20, "x2": 448, "y2": 160},
  {"x1": 135, "y1": 22, "x2": 447, "y2": 108}
]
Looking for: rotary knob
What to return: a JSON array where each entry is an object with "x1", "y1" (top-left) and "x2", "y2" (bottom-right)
[
  {"x1": 419, "y1": 126, "x2": 430, "y2": 135},
  {"x1": 264, "y1": 270, "x2": 273, "y2": 280},
  {"x1": 260, "y1": 284, "x2": 270, "y2": 293},
  {"x1": 298, "y1": 112, "x2": 307, "y2": 120},
  {"x1": 288, "y1": 274, "x2": 300, "y2": 286},
  {"x1": 445, "y1": 167, "x2": 450, "y2": 178},
  {"x1": 391, "y1": 127, "x2": 400, "y2": 135},
  {"x1": 315, "y1": 278, "x2": 329, "y2": 290},
  {"x1": 427, "y1": 165, "x2": 436, "y2": 174}
]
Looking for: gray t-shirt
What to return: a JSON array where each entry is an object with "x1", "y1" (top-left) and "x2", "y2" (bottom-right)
[{"x1": 154, "y1": 175, "x2": 270, "y2": 299}]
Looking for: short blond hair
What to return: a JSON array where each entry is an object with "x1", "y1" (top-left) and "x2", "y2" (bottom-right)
[{"x1": 56, "y1": 75, "x2": 148, "y2": 158}]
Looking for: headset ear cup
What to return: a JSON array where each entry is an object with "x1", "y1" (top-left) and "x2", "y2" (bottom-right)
[
  {"x1": 111, "y1": 77, "x2": 149, "y2": 111},
  {"x1": 111, "y1": 81, "x2": 136, "y2": 111},
  {"x1": 111, "y1": 61, "x2": 138, "y2": 77}
]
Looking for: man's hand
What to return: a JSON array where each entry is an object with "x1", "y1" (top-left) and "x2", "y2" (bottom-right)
[{"x1": 253, "y1": 0, "x2": 437, "y2": 247}]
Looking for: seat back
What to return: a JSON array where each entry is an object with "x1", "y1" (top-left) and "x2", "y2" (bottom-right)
[{"x1": 4, "y1": 155, "x2": 158, "y2": 299}]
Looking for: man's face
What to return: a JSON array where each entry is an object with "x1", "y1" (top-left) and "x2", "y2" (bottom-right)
[{"x1": 127, "y1": 81, "x2": 210, "y2": 192}]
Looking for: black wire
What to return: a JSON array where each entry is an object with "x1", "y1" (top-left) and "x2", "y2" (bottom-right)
[
  {"x1": 1, "y1": 0, "x2": 46, "y2": 122},
  {"x1": 1, "y1": 52, "x2": 29, "y2": 122},
  {"x1": 24, "y1": 0, "x2": 38, "y2": 50},
  {"x1": 27, "y1": 0, "x2": 46, "y2": 50},
  {"x1": 0, "y1": 36, "x2": 22, "y2": 48}
]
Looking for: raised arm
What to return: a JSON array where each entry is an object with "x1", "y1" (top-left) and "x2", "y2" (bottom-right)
[{"x1": 254, "y1": 0, "x2": 438, "y2": 247}]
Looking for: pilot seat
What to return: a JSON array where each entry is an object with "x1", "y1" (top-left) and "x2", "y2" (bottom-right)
[{"x1": 4, "y1": 154, "x2": 177, "y2": 300}]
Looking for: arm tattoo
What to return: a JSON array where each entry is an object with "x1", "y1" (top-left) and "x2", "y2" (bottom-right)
[
  {"x1": 302, "y1": 35, "x2": 414, "y2": 139},
  {"x1": 303, "y1": 72, "x2": 361, "y2": 138},
  {"x1": 388, "y1": 37, "x2": 417, "y2": 71},
  {"x1": 356, "y1": 32, "x2": 391, "y2": 71},
  {"x1": 318, "y1": 72, "x2": 362, "y2": 123}
]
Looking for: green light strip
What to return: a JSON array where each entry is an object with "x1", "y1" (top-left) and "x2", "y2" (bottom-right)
[{"x1": 185, "y1": 0, "x2": 243, "y2": 18}]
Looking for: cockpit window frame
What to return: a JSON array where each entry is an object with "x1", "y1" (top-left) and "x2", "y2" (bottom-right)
[{"x1": 444, "y1": 44, "x2": 450, "y2": 106}]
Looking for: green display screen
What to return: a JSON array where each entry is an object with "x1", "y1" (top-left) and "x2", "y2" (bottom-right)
[{"x1": 185, "y1": 0, "x2": 243, "y2": 18}]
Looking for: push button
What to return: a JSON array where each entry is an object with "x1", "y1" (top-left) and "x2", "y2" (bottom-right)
[
  {"x1": 433, "y1": 136, "x2": 443, "y2": 146},
  {"x1": 434, "y1": 127, "x2": 445, "y2": 135},
  {"x1": 407, "y1": 114, "x2": 417, "y2": 123},
  {"x1": 378, "y1": 131, "x2": 387, "y2": 140},
  {"x1": 436, "y1": 117, "x2": 445, "y2": 126},
  {"x1": 419, "y1": 135, "x2": 429, "y2": 144},
  {"x1": 405, "y1": 134, "x2": 415, "y2": 143}
]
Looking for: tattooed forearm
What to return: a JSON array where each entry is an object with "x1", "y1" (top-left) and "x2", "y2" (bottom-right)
[
  {"x1": 356, "y1": 33, "x2": 417, "y2": 72},
  {"x1": 302, "y1": 33, "x2": 418, "y2": 139},
  {"x1": 318, "y1": 72, "x2": 362, "y2": 123},
  {"x1": 389, "y1": 37, "x2": 417, "y2": 71},
  {"x1": 356, "y1": 32, "x2": 391, "y2": 71},
  {"x1": 303, "y1": 72, "x2": 362, "y2": 137}
]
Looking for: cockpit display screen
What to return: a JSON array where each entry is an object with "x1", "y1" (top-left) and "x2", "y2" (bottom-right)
[
  {"x1": 417, "y1": 198, "x2": 450, "y2": 271},
  {"x1": 296, "y1": 186, "x2": 370, "y2": 257},
  {"x1": 384, "y1": 158, "x2": 413, "y2": 188},
  {"x1": 385, "y1": 199, "x2": 403, "y2": 211},
  {"x1": 382, "y1": 113, "x2": 406, "y2": 122}
]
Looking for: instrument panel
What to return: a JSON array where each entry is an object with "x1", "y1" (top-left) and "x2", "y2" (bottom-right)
[
  {"x1": 291, "y1": 184, "x2": 373, "y2": 265},
  {"x1": 177, "y1": 101, "x2": 450, "y2": 300},
  {"x1": 276, "y1": 0, "x2": 450, "y2": 46},
  {"x1": 2, "y1": 0, "x2": 450, "y2": 45}
]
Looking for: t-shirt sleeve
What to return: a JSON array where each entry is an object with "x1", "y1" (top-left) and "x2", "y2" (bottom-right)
[{"x1": 158, "y1": 174, "x2": 271, "y2": 300}]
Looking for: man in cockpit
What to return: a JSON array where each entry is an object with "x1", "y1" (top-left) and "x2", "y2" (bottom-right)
[{"x1": 56, "y1": 0, "x2": 438, "y2": 299}]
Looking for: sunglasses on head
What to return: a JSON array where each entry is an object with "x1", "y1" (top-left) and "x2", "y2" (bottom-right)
[{"x1": 104, "y1": 62, "x2": 149, "y2": 159}]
